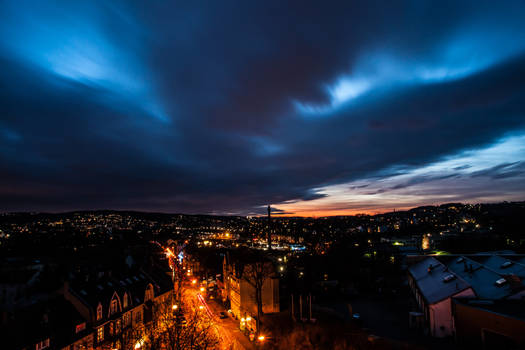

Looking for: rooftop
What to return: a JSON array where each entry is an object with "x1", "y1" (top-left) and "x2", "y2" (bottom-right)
[{"x1": 408, "y1": 257, "x2": 471, "y2": 304}]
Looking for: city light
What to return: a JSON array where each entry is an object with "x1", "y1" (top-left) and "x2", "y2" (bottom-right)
[
  {"x1": 134, "y1": 339, "x2": 145, "y2": 349},
  {"x1": 3, "y1": 0, "x2": 524, "y2": 346}
]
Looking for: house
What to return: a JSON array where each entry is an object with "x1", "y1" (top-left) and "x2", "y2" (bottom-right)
[
  {"x1": 1, "y1": 296, "x2": 91, "y2": 350},
  {"x1": 223, "y1": 250, "x2": 279, "y2": 331},
  {"x1": 408, "y1": 254, "x2": 525, "y2": 339},
  {"x1": 407, "y1": 257, "x2": 475, "y2": 337},
  {"x1": 63, "y1": 267, "x2": 173, "y2": 350}
]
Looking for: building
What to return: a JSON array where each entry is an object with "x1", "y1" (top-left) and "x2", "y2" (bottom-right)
[
  {"x1": 407, "y1": 257, "x2": 475, "y2": 337},
  {"x1": 1, "y1": 265, "x2": 173, "y2": 350},
  {"x1": 1, "y1": 295, "x2": 93, "y2": 350},
  {"x1": 64, "y1": 268, "x2": 173, "y2": 350},
  {"x1": 223, "y1": 251, "x2": 279, "y2": 332},
  {"x1": 408, "y1": 254, "x2": 525, "y2": 339},
  {"x1": 453, "y1": 298, "x2": 525, "y2": 348}
]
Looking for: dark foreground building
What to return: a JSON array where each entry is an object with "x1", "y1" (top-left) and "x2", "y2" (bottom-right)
[
  {"x1": 453, "y1": 298, "x2": 525, "y2": 349},
  {"x1": 407, "y1": 253, "x2": 525, "y2": 347}
]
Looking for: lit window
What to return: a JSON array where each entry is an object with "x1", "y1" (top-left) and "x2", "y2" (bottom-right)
[
  {"x1": 97, "y1": 327, "x2": 104, "y2": 342},
  {"x1": 110, "y1": 299, "x2": 118, "y2": 315},
  {"x1": 35, "y1": 338, "x2": 50, "y2": 350},
  {"x1": 75, "y1": 322, "x2": 86, "y2": 333},
  {"x1": 123, "y1": 294, "x2": 128, "y2": 308},
  {"x1": 145, "y1": 285, "x2": 154, "y2": 301},
  {"x1": 116, "y1": 319, "x2": 121, "y2": 334},
  {"x1": 97, "y1": 303, "x2": 103, "y2": 320}
]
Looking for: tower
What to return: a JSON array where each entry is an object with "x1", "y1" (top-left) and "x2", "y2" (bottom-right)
[{"x1": 267, "y1": 205, "x2": 272, "y2": 250}]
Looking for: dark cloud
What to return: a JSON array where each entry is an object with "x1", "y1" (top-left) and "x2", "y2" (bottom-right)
[{"x1": 1, "y1": 1, "x2": 525, "y2": 214}]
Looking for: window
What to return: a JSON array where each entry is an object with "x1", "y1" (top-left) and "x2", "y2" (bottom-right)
[
  {"x1": 97, "y1": 327, "x2": 104, "y2": 343},
  {"x1": 145, "y1": 285, "x2": 154, "y2": 301},
  {"x1": 135, "y1": 310, "x2": 142, "y2": 324},
  {"x1": 75, "y1": 322, "x2": 86, "y2": 333},
  {"x1": 109, "y1": 322, "x2": 114, "y2": 336},
  {"x1": 110, "y1": 299, "x2": 118, "y2": 315},
  {"x1": 124, "y1": 312, "x2": 131, "y2": 327},
  {"x1": 123, "y1": 293, "x2": 128, "y2": 309},
  {"x1": 116, "y1": 319, "x2": 121, "y2": 334},
  {"x1": 97, "y1": 303, "x2": 103, "y2": 320},
  {"x1": 35, "y1": 338, "x2": 50, "y2": 350}
]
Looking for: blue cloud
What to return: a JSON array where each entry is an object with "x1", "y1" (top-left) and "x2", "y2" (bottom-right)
[{"x1": 0, "y1": 1, "x2": 524, "y2": 214}]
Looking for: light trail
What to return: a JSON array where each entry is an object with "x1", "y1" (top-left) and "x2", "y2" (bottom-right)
[
  {"x1": 197, "y1": 293, "x2": 214, "y2": 319},
  {"x1": 195, "y1": 291, "x2": 235, "y2": 349}
]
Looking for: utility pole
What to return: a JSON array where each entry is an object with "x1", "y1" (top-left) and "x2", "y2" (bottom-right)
[
  {"x1": 291, "y1": 294, "x2": 295, "y2": 321},
  {"x1": 299, "y1": 294, "x2": 303, "y2": 320},
  {"x1": 267, "y1": 205, "x2": 272, "y2": 251},
  {"x1": 309, "y1": 293, "x2": 312, "y2": 321}
]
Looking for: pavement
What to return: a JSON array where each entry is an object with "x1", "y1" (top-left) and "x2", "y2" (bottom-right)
[{"x1": 183, "y1": 282, "x2": 255, "y2": 350}]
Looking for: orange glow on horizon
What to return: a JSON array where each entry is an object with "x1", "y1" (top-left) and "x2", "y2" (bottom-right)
[{"x1": 265, "y1": 206, "x2": 414, "y2": 218}]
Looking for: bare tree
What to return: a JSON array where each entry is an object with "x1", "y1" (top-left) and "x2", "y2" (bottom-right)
[
  {"x1": 120, "y1": 295, "x2": 219, "y2": 350},
  {"x1": 242, "y1": 260, "x2": 275, "y2": 335},
  {"x1": 119, "y1": 243, "x2": 219, "y2": 350}
]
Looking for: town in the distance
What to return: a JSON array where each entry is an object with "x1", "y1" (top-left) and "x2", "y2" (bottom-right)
[{"x1": 1, "y1": 201, "x2": 525, "y2": 349}]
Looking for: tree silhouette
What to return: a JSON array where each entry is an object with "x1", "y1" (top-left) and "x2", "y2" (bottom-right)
[{"x1": 242, "y1": 260, "x2": 275, "y2": 335}]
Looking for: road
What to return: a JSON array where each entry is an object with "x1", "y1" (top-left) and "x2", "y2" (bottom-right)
[{"x1": 183, "y1": 282, "x2": 255, "y2": 350}]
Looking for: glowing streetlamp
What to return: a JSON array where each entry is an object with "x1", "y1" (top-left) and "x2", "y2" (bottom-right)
[
  {"x1": 257, "y1": 335, "x2": 265, "y2": 342},
  {"x1": 134, "y1": 339, "x2": 144, "y2": 349}
]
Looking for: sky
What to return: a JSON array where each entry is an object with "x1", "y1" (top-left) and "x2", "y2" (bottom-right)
[{"x1": 1, "y1": 1, "x2": 525, "y2": 216}]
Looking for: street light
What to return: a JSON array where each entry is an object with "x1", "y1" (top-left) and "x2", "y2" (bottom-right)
[
  {"x1": 172, "y1": 304, "x2": 178, "y2": 310},
  {"x1": 135, "y1": 339, "x2": 144, "y2": 349},
  {"x1": 257, "y1": 335, "x2": 265, "y2": 342},
  {"x1": 199, "y1": 305, "x2": 204, "y2": 310},
  {"x1": 200, "y1": 287, "x2": 205, "y2": 292}
]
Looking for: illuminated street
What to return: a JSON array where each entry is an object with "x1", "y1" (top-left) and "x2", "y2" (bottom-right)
[{"x1": 182, "y1": 282, "x2": 255, "y2": 350}]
